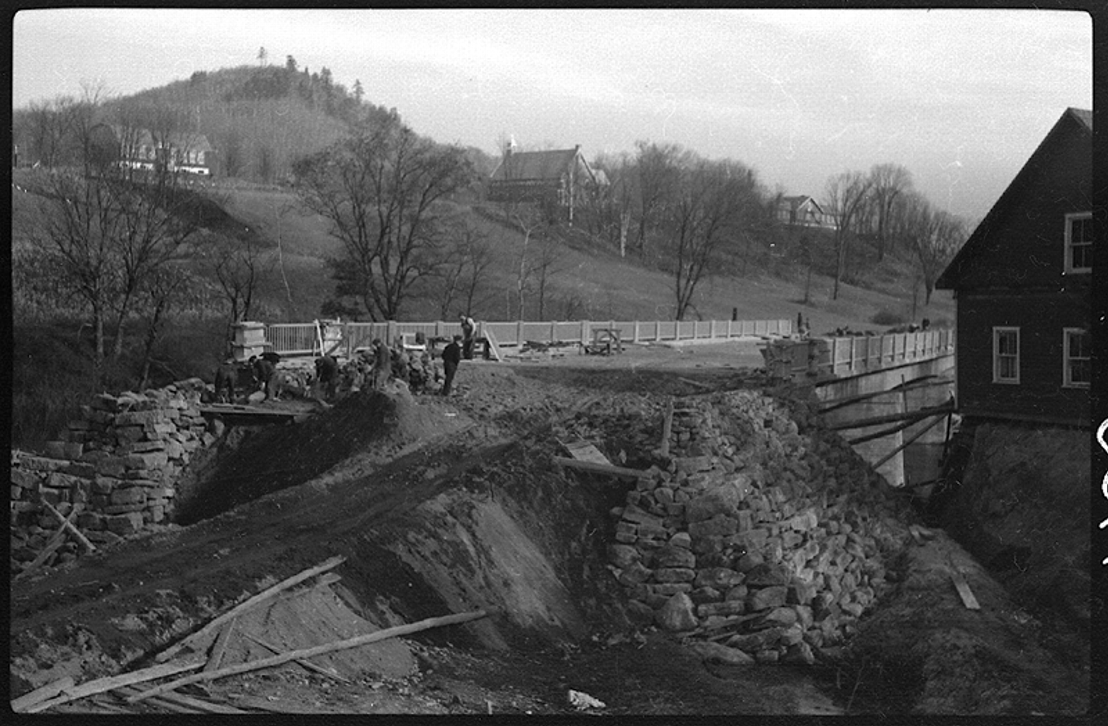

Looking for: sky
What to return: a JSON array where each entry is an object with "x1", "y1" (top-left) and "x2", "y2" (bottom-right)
[{"x1": 12, "y1": 7, "x2": 1093, "y2": 222}]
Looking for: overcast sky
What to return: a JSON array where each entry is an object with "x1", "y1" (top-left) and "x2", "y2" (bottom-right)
[{"x1": 13, "y1": 7, "x2": 1092, "y2": 221}]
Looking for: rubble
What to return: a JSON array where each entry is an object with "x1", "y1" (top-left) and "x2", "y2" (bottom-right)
[{"x1": 606, "y1": 390, "x2": 911, "y2": 663}]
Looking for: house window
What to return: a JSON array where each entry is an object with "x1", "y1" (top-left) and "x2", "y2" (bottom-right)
[
  {"x1": 1065, "y1": 212, "x2": 1092, "y2": 273},
  {"x1": 993, "y1": 327, "x2": 1020, "y2": 384},
  {"x1": 1063, "y1": 328, "x2": 1090, "y2": 388}
]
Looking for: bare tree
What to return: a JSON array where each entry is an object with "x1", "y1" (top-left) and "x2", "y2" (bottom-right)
[
  {"x1": 824, "y1": 170, "x2": 873, "y2": 300},
  {"x1": 668, "y1": 157, "x2": 762, "y2": 319},
  {"x1": 201, "y1": 230, "x2": 270, "y2": 325},
  {"x1": 896, "y1": 192, "x2": 966, "y2": 306},
  {"x1": 867, "y1": 163, "x2": 913, "y2": 261},
  {"x1": 433, "y1": 218, "x2": 495, "y2": 318},
  {"x1": 633, "y1": 140, "x2": 686, "y2": 262},
  {"x1": 293, "y1": 112, "x2": 475, "y2": 320}
]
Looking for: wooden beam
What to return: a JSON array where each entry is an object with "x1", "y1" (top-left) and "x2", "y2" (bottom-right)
[
  {"x1": 552, "y1": 456, "x2": 646, "y2": 480},
  {"x1": 10, "y1": 677, "x2": 75, "y2": 712},
  {"x1": 116, "y1": 685, "x2": 250, "y2": 715},
  {"x1": 241, "y1": 632, "x2": 351, "y2": 683},
  {"x1": 828, "y1": 401, "x2": 953, "y2": 431},
  {"x1": 21, "y1": 658, "x2": 205, "y2": 713},
  {"x1": 128, "y1": 610, "x2": 490, "y2": 703},
  {"x1": 871, "y1": 413, "x2": 948, "y2": 470},
  {"x1": 154, "y1": 555, "x2": 347, "y2": 663},
  {"x1": 660, "y1": 397, "x2": 674, "y2": 457},
  {"x1": 678, "y1": 376, "x2": 713, "y2": 390},
  {"x1": 41, "y1": 500, "x2": 96, "y2": 552},
  {"x1": 846, "y1": 414, "x2": 921, "y2": 445},
  {"x1": 950, "y1": 569, "x2": 981, "y2": 610},
  {"x1": 15, "y1": 507, "x2": 80, "y2": 580},
  {"x1": 204, "y1": 617, "x2": 237, "y2": 673}
]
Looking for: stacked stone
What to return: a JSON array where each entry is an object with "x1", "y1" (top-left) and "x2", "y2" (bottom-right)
[
  {"x1": 607, "y1": 390, "x2": 910, "y2": 665},
  {"x1": 10, "y1": 379, "x2": 216, "y2": 574}
]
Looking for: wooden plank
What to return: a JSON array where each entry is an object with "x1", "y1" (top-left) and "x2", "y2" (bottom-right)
[
  {"x1": 21, "y1": 658, "x2": 205, "y2": 713},
  {"x1": 154, "y1": 555, "x2": 347, "y2": 663},
  {"x1": 128, "y1": 609, "x2": 490, "y2": 703},
  {"x1": 871, "y1": 413, "x2": 948, "y2": 470},
  {"x1": 241, "y1": 632, "x2": 351, "y2": 683},
  {"x1": 15, "y1": 507, "x2": 80, "y2": 580},
  {"x1": 204, "y1": 617, "x2": 237, "y2": 673},
  {"x1": 10, "y1": 676, "x2": 75, "y2": 711},
  {"x1": 828, "y1": 401, "x2": 953, "y2": 431},
  {"x1": 482, "y1": 325, "x2": 503, "y2": 362},
  {"x1": 116, "y1": 686, "x2": 250, "y2": 715},
  {"x1": 950, "y1": 569, "x2": 981, "y2": 610},
  {"x1": 660, "y1": 397, "x2": 674, "y2": 457},
  {"x1": 561, "y1": 440, "x2": 612, "y2": 466},
  {"x1": 678, "y1": 376, "x2": 713, "y2": 390},
  {"x1": 551, "y1": 456, "x2": 646, "y2": 480},
  {"x1": 111, "y1": 686, "x2": 205, "y2": 714}
]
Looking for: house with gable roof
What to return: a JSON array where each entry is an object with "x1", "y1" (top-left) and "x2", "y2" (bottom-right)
[
  {"x1": 487, "y1": 144, "x2": 605, "y2": 224},
  {"x1": 774, "y1": 195, "x2": 837, "y2": 229},
  {"x1": 89, "y1": 123, "x2": 214, "y2": 176},
  {"x1": 935, "y1": 107, "x2": 1092, "y2": 427}
]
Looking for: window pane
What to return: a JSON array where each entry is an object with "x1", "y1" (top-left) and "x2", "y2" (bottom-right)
[
  {"x1": 1071, "y1": 359, "x2": 1090, "y2": 384},
  {"x1": 999, "y1": 356, "x2": 1016, "y2": 379},
  {"x1": 998, "y1": 331, "x2": 1016, "y2": 355},
  {"x1": 1070, "y1": 331, "x2": 1089, "y2": 358}
]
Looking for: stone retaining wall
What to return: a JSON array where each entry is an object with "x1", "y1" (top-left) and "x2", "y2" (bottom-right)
[
  {"x1": 10, "y1": 378, "x2": 216, "y2": 574},
  {"x1": 608, "y1": 390, "x2": 912, "y2": 665}
]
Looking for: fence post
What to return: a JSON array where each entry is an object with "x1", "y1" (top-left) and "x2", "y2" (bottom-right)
[
  {"x1": 655, "y1": 321, "x2": 662, "y2": 342},
  {"x1": 550, "y1": 321, "x2": 556, "y2": 344},
  {"x1": 517, "y1": 320, "x2": 524, "y2": 346},
  {"x1": 633, "y1": 321, "x2": 640, "y2": 343},
  {"x1": 710, "y1": 320, "x2": 717, "y2": 340},
  {"x1": 581, "y1": 320, "x2": 589, "y2": 345},
  {"x1": 387, "y1": 321, "x2": 396, "y2": 346}
]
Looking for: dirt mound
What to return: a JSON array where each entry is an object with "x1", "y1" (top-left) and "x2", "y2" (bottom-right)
[{"x1": 175, "y1": 387, "x2": 471, "y2": 524}]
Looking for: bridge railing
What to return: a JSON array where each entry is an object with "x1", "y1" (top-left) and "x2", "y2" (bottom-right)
[
  {"x1": 762, "y1": 329, "x2": 954, "y2": 380},
  {"x1": 258, "y1": 318, "x2": 793, "y2": 358}
]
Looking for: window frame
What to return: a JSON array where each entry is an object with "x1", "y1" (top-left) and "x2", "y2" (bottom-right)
[
  {"x1": 992, "y1": 326, "x2": 1020, "y2": 384},
  {"x1": 1062, "y1": 327, "x2": 1090, "y2": 389},
  {"x1": 1064, "y1": 212, "x2": 1092, "y2": 274}
]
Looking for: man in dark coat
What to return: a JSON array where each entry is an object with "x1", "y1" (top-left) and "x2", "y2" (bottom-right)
[
  {"x1": 213, "y1": 359, "x2": 237, "y2": 403},
  {"x1": 441, "y1": 334, "x2": 462, "y2": 395},
  {"x1": 252, "y1": 356, "x2": 278, "y2": 400},
  {"x1": 372, "y1": 339, "x2": 391, "y2": 391},
  {"x1": 315, "y1": 354, "x2": 339, "y2": 400}
]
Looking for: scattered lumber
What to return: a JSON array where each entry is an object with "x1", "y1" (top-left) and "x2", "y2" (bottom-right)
[
  {"x1": 15, "y1": 508, "x2": 81, "y2": 580},
  {"x1": 660, "y1": 397, "x2": 674, "y2": 457},
  {"x1": 232, "y1": 695, "x2": 324, "y2": 714},
  {"x1": 204, "y1": 617, "x2": 237, "y2": 673},
  {"x1": 871, "y1": 413, "x2": 949, "y2": 470},
  {"x1": 115, "y1": 685, "x2": 249, "y2": 715},
  {"x1": 111, "y1": 685, "x2": 204, "y2": 714},
  {"x1": 949, "y1": 568, "x2": 981, "y2": 610},
  {"x1": 10, "y1": 676, "x2": 75, "y2": 712},
  {"x1": 269, "y1": 572, "x2": 342, "y2": 606},
  {"x1": 41, "y1": 500, "x2": 96, "y2": 552},
  {"x1": 129, "y1": 609, "x2": 490, "y2": 703},
  {"x1": 20, "y1": 658, "x2": 205, "y2": 713},
  {"x1": 154, "y1": 554, "x2": 347, "y2": 663},
  {"x1": 241, "y1": 632, "x2": 351, "y2": 683},
  {"x1": 551, "y1": 456, "x2": 646, "y2": 480}
]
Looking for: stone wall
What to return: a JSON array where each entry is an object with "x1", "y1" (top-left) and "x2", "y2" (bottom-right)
[
  {"x1": 10, "y1": 379, "x2": 216, "y2": 574},
  {"x1": 607, "y1": 390, "x2": 912, "y2": 665}
]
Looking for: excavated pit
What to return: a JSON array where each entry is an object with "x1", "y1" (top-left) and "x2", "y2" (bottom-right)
[{"x1": 9, "y1": 364, "x2": 1090, "y2": 715}]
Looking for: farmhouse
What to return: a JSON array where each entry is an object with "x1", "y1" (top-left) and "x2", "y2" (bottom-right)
[
  {"x1": 935, "y1": 107, "x2": 1092, "y2": 427},
  {"x1": 89, "y1": 123, "x2": 214, "y2": 176},
  {"x1": 487, "y1": 144, "x2": 605, "y2": 224},
  {"x1": 774, "y1": 195, "x2": 837, "y2": 229}
]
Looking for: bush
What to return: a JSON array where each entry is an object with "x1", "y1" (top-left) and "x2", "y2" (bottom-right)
[{"x1": 870, "y1": 308, "x2": 908, "y2": 326}]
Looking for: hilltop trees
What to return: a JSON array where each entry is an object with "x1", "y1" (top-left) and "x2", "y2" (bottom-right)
[{"x1": 293, "y1": 113, "x2": 476, "y2": 320}]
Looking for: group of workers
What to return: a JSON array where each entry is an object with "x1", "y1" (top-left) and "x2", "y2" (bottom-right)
[{"x1": 212, "y1": 313, "x2": 479, "y2": 404}]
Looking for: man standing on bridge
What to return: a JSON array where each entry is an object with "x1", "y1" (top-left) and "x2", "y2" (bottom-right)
[{"x1": 441, "y1": 334, "x2": 462, "y2": 396}]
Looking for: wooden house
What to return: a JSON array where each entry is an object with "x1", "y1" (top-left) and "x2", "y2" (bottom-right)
[
  {"x1": 487, "y1": 145, "x2": 604, "y2": 224},
  {"x1": 774, "y1": 195, "x2": 837, "y2": 229},
  {"x1": 935, "y1": 107, "x2": 1092, "y2": 427},
  {"x1": 90, "y1": 123, "x2": 214, "y2": 176}
]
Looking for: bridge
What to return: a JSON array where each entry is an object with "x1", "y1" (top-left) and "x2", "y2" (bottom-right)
[{"x1": 762, "y1": 330, "x2": 956, "y2": 491}]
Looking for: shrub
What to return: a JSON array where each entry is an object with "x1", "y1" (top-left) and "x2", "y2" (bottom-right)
[{"x1": 870, "y1": 308, "x2": 908, "y2": 326}]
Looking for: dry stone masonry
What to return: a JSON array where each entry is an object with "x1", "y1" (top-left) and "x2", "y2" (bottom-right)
[
  {"x1": 10, "y1": 379, "x2": 216, "y2": 574},
  {"x1": 607, "y1": 390, "x2": 911, "y2": 665}
]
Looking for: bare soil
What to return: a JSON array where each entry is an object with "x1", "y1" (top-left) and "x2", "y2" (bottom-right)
[{"x1": 8, "y1": 340, "x2": 1089, "y2": 716}]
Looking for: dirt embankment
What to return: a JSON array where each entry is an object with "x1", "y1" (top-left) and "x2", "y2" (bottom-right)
[{"x1": 8, "y1": 357, "x2": 1091, "y2": 716}]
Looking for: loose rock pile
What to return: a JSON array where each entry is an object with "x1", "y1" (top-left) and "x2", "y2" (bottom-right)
[
  {"x1": 607, "y1": 390, "x2": 911, "y2": 665},
  {"x1": 10, "y1": 379, "x2": 215, "y2": 574}
]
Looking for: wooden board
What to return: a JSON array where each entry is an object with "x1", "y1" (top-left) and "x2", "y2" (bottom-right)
[
  {"x1": 561, "y1": 439, "x2": 612, "y2": 466},
  {"x1": 950, "y1": 569, "x2": 981, "y2": 610}
]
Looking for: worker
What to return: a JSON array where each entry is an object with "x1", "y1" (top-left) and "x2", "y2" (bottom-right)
[
  {"x1": 251, "y1": 355, "x2": 278, "y2": 400},
  {"x1": 213, "y1": 358, "x2": 237, "y2": 403},
  {"x1": 314, "y1": 354, "x2": 339, "y2": 401},
  {"x1": 441, "y1": 334, "x2": 462, "y2": 395},
  {"x1": 391, "y1": 343, "x2": 410, "y2": 386},
  {"x1": 371, "y1": 338, "x2": 391, "y2": 391},
  {"x1": 459, "y1": 313, "x2": 476, "y2": 360}
]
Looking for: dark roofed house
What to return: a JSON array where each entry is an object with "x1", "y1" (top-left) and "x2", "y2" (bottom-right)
[
  {"x1": 90, "y1": 123, "x2": 214, "y2": 176},
  {"x1": 935, "y1": 107, "x2": 1092, "y2": 427},
  {"x1": 487, "y1": 145, "x2": 604, "y2": 225}
]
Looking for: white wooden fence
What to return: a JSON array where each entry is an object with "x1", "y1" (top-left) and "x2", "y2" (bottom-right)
[
  {"x1": 761, "y1": 329, "x2": 955, "y2": 381},
  {"x1": 261, "y1": 318, "x2": 793, "y2": 358}
]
